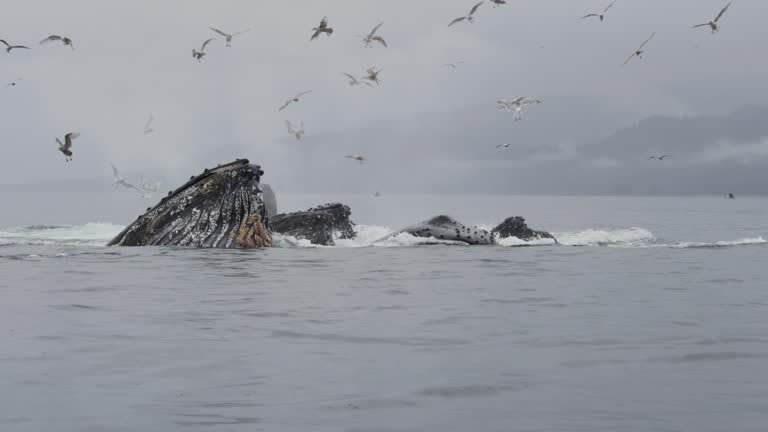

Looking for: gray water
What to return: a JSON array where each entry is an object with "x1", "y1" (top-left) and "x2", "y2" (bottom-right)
[{"x1": 1, "y1": 193, "x2": 767, "y2": 432}]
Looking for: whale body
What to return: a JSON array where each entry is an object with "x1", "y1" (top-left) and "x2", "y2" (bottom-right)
[{"x1": 108, "y1": 159, "x2": 272, "y2": 248}]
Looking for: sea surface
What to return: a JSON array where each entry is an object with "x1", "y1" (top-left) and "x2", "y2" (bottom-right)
[{"x1": 1, "y1": 192, "x2": 767, "y2": 432}]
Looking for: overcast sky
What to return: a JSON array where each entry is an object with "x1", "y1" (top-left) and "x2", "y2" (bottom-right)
[{"x1": 1, "y1": 0, "x2": 767, "y2": 192}]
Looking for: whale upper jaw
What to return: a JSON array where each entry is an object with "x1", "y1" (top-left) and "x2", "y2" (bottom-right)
[{"x1": 108, "y1": 159, "x2": 272, "y2": 248}]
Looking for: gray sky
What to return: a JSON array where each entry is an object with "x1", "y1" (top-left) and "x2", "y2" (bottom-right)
[{"x1": 1, "y1": 0, "x2": 767, "y2": 193}]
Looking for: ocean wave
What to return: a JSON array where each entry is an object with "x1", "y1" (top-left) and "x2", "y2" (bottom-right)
[
  {"x1": 553, "y1": 227, "x2": 656, "y2": 247},
  {"x1": 0, "y1": 223, "x2": 124, "y2": 247}
]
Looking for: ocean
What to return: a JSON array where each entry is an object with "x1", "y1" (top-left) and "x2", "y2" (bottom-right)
[{"x1": 1, "y1": 192, "x2": 767, "y2": 431}]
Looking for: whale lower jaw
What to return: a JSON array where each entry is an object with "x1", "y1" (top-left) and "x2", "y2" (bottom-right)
[{"x1": 108, "y1": 159, "x2": 272, "y2": 248}]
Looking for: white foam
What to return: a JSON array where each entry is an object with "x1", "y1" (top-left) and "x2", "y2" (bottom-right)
[
  {"x1": 669, "y1": 237, "x2": 766, "y2": 249},
  {"x1": 0, "y1": 223, "x2": 124, "y2": 247},
  {"x1": 553, "y1": 227, "x2": 656, "y2": 247}
]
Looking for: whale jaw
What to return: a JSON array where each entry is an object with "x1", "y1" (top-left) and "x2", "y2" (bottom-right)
[{"x1": 108, "y1": 159, "x2": 272, "y2": 248}]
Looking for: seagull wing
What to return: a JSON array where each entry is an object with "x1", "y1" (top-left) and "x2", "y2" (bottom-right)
[
  {"x1": 0, "y1": 40, "x2": 9, "y2": 48},
  {"x1": 469, "y1": 1, "x2": 484, "y2": 16},
  {"x1": 111, "y1": 164, "x2": 120, "y2": 180},
  {"x1": 232, "y1": 27, "x2": 253, "y2": 36},
  {"x1": 371, "y1": 36, "x2": 387, "y2": 47},
  {"x1": 10, "y1": 45, "x2": 30, "y2": 50},
  {"x1": 604, "y1": 1, "x2": 616, "y2": 14},
  {"x1": 320, "y1": 17, "x2": 328, "y2": 28},
  {"x1": 715, "y1": 1, "x2": 732, "y2": 22},
  {"x1": 581, "y1": 14, "x2": 599, "y2": 19},
  {"x1": 286, "y1": 120, "x2": 296, "y2": 135},
  {"x1": 368, "y1": 22, "x2": 383, "y2": 38},
  {"x1": 448, "y1": 16, "x2": 466, "y2": 27},
  {"x1": 278, "y1": 99, "x2": 291, "y2": 111},
  {"x1": 343, "y1": 72, "x2": 357, "y2": 81},
  {"x1": 296, "y1": 90, "x2": 313, "y2": 98},
  {"x1": 209, "y1": 27, "x2": 230, "y2": 38},
  {"x1": 623, "y1": 52, "x2": 636, "y2": 65},
  {"x1": 40, "y1": 35, "x2": 62, "y2": 44},
  {"x1": 692, "y1": 23, "x2": 710, "y2": 28},
  {"x1": 638, "y1": 32, "x2": 655, "y2": 50},
  {"x1": 144, "y1": 115, "x2": 154, "y2": 131},
  {"x1": 64, "y1": 132, "x2": 79, "y2": 149},
  {"x1": 201, "y1": 38, "x2": 214, "y2": 51}
]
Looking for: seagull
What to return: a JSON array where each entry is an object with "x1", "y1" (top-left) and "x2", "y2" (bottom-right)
[
  {"x1": 582, "y1": 1, "x2": 616, "y2": 21},
  {"x1": 497, "y1": 97, "x2": 542, "y2": 120},
  {"x1": 111, "y1": 164, "x2": 145, "y2": 194},
  {"x1": 0, "y1": 40, "x2": 30, "y2": 53},
  {"x1": 496, "y1": 143, "x2": 512, "y2": 149},
  {"x1": 443, "y1": 61, "x2": 465, "y2": 69},
  {"x1": 193, "y1": 38, "x2": 214, "y2": 62},
  {"x1": 489, "y1": 0, "x2": 507, "y2": 6},
  {"x1": 449, "y1": 2, "x2": 484, "y2": 26},
  {"x1": 361, "y1": 22, "x2": 387, "y2": 47},
  {"x1": 39, "y1": 35, "x2": 74, "y2": 50},
  {"x1": 56, "y1": 132, "x2": 79, "y2": 162},
  {"x1": 143, "y1": 115, "x2": 155, "y2": 135},
  {"x1": 278, "y1": 90, "x2": 313, "y2": 111},
  {"x1": 361, "y1": 67, "x2": 383, "y2": 85},
  {"x1": 623, "y1": 32, "x2": 655, "y2": 65},
  {"x1": 209, "y1": 26, "x2": 251, "y2": 47},
  {"x1": 648, "y1": 155, "x2": 668, "y2": 160},
  {"x1": 6, "y1": 78, "x2": 22, "y2": 87},
  {"x1": 693, "y1": 2, "x2": 732, "y2": 33},
  {"x1": 343, "y1": 72, "x2": 374, "y2": 87},
  {"x1": 286, "y1": 120, "x2": 305, "y2": 141},
  {"x1": 311, "y1": 17, "x2": 333, "y2": 41},
  {"x1": 345, "y1": 155, "x2": 366, "y2": 164}
]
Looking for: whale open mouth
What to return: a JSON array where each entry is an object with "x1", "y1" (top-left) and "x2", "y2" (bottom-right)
[{"x1": 108, "y1": 159, "x2": 271, "y2": 248}]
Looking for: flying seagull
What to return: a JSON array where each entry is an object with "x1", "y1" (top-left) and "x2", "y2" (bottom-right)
[
  {"x1": 111, "y1": 164, "x2": 145, "y2": 194},
  {"x1": 693, "y1": 2, "x2": 732, "y2": 33},
  {"x1": 497, "y1": 97, "x2": 542, "y2": 121},
  {"x1": 6, "y1": 78, "x2": 22, "y2": 87},
  {"x1": 361, "y1": 67, "x2": 383, "y2": 85},
  {"x1": 278, "y1": 90, "x2": 313, "y2": 111},
  {"x1": 648, "y1": 155, "x2": 668, "y2": 160},
  {"x1": 39, "y1": 35, "x2": 74, "y2": 50},
  {"x1": 143, "y1": 115, "x2": 155, "y2": 135},
  {"x1": 0, "y1": 40, "x2": 30, "y2": 53},
  {"x1": 624, "y1": 32, "x2": 655, "y2": 65},
  {"x1": 496, "y1": 143, "x2": 512, "y2": 149},
  {"x1": 443, "y1": 61, "x2": 465, "y2": 69},
  {"x1": 489, "y1": 0, "x2": 507, "y2": 7},
  {"x1": 56, "y1": 132, "x2": 79, "y2": 162},
  {"x1": 193, "y1": 38, "x2": 214, "y2": 62},
  {"x1": 361, "y1": 22, "x2": 387, "y2": 47},
  {"x1": 311, "y1": 17, "x2": 333, "y2": 41},
  {"x1": 449, "y1": 2, "x2": 484, "y2": 27},
  {"x1": 286, "y1": 120, "x2": 305, "y2": 141},
  {"x1": 582, "y1": 1, "x2": 616, "y2": 21},
  {"x1": 345, "y1": 155, "x2": 366, "y2": 164},
  {"x1": 343, "y1": 73, "x2": 374, "y2": 87},
  {"x1": 209, "y1": 26, "x2": 251, "y2": 47}
]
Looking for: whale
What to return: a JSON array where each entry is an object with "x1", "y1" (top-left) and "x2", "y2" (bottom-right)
[
  {"x1": 107, "y1": 159, "x2": 272, "y2": 248},
  {"x1": 108, "y1": 159, "x2": 555, "y2": 248}
]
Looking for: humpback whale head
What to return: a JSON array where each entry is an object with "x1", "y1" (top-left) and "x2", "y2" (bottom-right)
[{"x1": 108, "y1": 159, "x2": 272, "y2": 248}]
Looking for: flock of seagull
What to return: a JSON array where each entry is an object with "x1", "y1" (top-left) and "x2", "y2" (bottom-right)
[{"x1": 2, "y1": 0, "x2": 737, "y2": 187}]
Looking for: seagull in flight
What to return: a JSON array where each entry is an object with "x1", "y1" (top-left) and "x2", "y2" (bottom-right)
[
  {"x1": 443, "y1": 61, "x2": 465, "y2": 69},
  {"x1": 311, "y1": 17, "x2": 333, "y2": 41},
  {"x1": 624, "y1": 32, "x2": 655, "y2": 65},
  {"x1": 193, "y1": 38, "x2": 214, "y2": 62},
  {"x1": 343, "y1": 73, "x2": 374, "y2": 87},
  {"x1": 489, "y1": 0, "x2": 507, "y2": 7},
  {"x1": 143, "y1": 115, "x2": 155, "y2": 135},
  {"x1": 1, "y1": 39, "x2": 30, "y2": 53},
  {"x1": 39, "y1": 35, "x2": 74, "y2": 50},
  {"x1": 361, "y1": 67, "x2": 383, "y2": 86},
  {"x1": 56, "y1": 132, "x2": 79, "y2": 162},
  {"x1": 286, "y1": 120, "x2": 305, "y2": 141},
  {"x1": 582, "y1": 1, "x2": 616, "y2": 21},
  {"x1": 209, "y1": 26, "x2": 251, "y2": 47},
  {"x1": 497, "y1": 97, "x2": 542, "y2": 121},
  {"x1": 111, "y1": 164, "x2": 146, "y2": 194},
  {"x1": 449, "y1": 2, "x2": 484, "y2": 27},
  {"x1": 692, "y1": 2, "x2": 733, "y2": 33},
  {"x1": 496, "y1": 143, "x2": 512, "y2": 149},
  {"x1": 6, "y1": 78, "x2": 22, "y2": 87},
  {"x1": 361, "y1": 22, "x2": 387, "y2": 47},
  {"x1": 345, "y1": 155, "x2": 367, "y2": 164},
  {"x1": 278, "y1": 90, "x2": 313, "y2": 111},
  {"x1": 648, "y1": 155, "x2": 668, "y2": 160}
]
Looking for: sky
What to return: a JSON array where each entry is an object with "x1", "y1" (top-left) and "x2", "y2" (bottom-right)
[{"x1": 1, "y1": 0, "x2": 767, "y2": 194}]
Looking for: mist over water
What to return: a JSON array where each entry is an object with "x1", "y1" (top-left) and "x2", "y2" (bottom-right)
[{"x1": 2, "y1": 193, "x2": 767, "y2": 431}]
